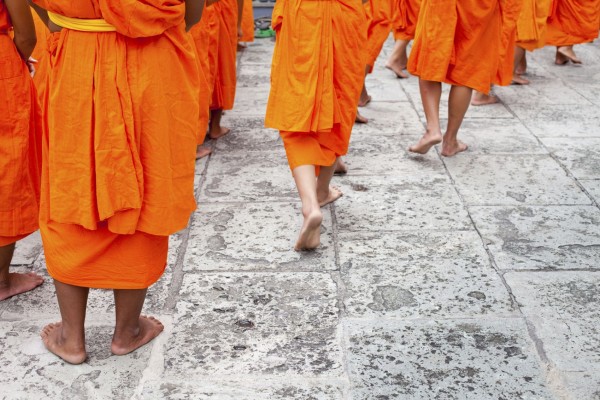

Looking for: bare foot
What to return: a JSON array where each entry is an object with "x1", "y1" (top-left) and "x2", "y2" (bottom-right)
[
  {"x1": 471, "y1": 92, "x2": 499, "y2": 106},
  {"x1": 41, "y1": 322, "x2": 87, "y2": 365},
  {"x1": 358, "y1": 94, "x2": 372, "y2": 108},
  {"x1": 0, "y1": 272, "x2": 44, "y2": 301},
  {"x1": 334, "y1": 158, "x2": 348, "y2": 175},
  {"x1": 512, "y1": 75, "x2": 530, "y2": 85},
  {"x1": 111, "y1": 316, "x2": 164, "y2": 356},
  {"x1": 209, "y1": 126, "x2": 230, "y2": 140},
  {"x1": 557, "y1": 46, "x2": 582, "y2": 64},
  {"x1": 515, "y1": 56, "x2": 527, "y2": 75},
  {"x1": 196, "y1": 147, "x2": 212, "y2": 160},
  {"x1": 355, "y1": 111, "x2": 368, "y2": 124},
  {"x1": 441, "y1": 140, "x2": 468, "y2": 157},
  {"x1": 408, "y1": 131, "x2": 443, "y2": 154},
  {"x1": 318, "y1": 186, "x2": 343, "y2": 207},
  {"x1": 385, "y1": 64, "x2": 409, "y2": 79},
  {"x1": 295, "y1": 209, "x2": 323, "y2": 251}
]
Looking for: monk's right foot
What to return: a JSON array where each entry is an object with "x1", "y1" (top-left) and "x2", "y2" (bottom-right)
[
  {"x1": 111, "y1": 316, "x2": 164, "y2": 356},
  {"x1": 385, "y1": 64, "x2": 409, "y2": 79},
  {"x1": 512, "y1": 75, "x2": 530, "y2": 85},
  {"x1": 0, "y1": 272, "x2": 44, "y2": 301},
  {"x1": 557, "y1": 46, "x2": 582, "y2": 65},
  {"x1": 408, "y1": 132, "x2": 442, "y2": 154},
  {"x1": 355, "y1": 111, "x2": 368, "y2": 124},
  {"x1": 41, "y1": 322, "x2": 87, "y2": 365},
  {"x1": 208, "y1": 126, "x2": 231, "y2": 140},
  {"x1": 317, "y1": 186, "x2": 343, "y2": 207},
  {"x1": 441, "y1": 140, "x2": 468, "y2": 157},
  {"x1": 295, "y1": 209, "x2": 323, "y2": 251},
  {"x1": 196, "y1": 147, "x2": 212, "y2": 160},
  {"x1": 358, "y1": 94, "x2": 372, "y2": 108},
  {"x1": 471, "y1": 93, "x2": 499, "y2": 106}
]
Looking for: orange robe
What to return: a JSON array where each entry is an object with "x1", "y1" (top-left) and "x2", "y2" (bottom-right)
[
  {"x1": 516, "y1": 0, "x2": 553, "y2": 51},
  {"x1": 211, "y1": 0, "x2": 238, "y2": 111},
  {"x1": 546, "y1": 0, "x2": 600, "y2": 46},
  {"x1": 33, "y1": 0, "x2": 200, "y2": 289},
  {"x1": 265, "y1": 0, "x2": 367, "y2": 172},
  {"x1": 393, "y1": 0, "x2": 421, "y2": 41},
  {"x1": 30, "y1": 10, "x2": 50, "y2": 101},
  {"x1": 240, "y1": 0, "x2": 254, "y2": 42},
  {"x1": 0, "y1": 3, "x2": 42, "y2": 247},
  {"x1": 407, "y1": 0, "x2": 521, "y2": 94},
  {"x1": 365, "y1": 0, "x2": 394, "y2": 69}
]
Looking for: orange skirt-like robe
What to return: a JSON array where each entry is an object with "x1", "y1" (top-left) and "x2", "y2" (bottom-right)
[
  {"x1": 393, "y1": 0, "x2": 421, "y2": 41},
  {"x1": 265, "y1": 0, "x2": 367, "y2": 171},
  {"x1": 516, "y1": 0, "x2": 553, "y2": 51},
  {"x1": 33, "y1": 0, "x2": 200, "y2": 289},
  {"x1": 0, "y1": 4, "x2": 42, "y2": 247},
  {"x1": 365, "y1": 0, "x2": 394, "y2": 69},
  {"x1": 240, "y1": 0, "x2": 254, "y2": 43},
  {"x1": 211, "y1": 0, "x2": 238, "y2": 111},
  {"x1": 407, "y1": 0, "x2": 521, "y2": 94},
  {"x1": 31, "y1": 10, "x2": 50, "y2": 100},
  {"x1": 546, "y1": 0, "x2": 600, "y2": 46}
]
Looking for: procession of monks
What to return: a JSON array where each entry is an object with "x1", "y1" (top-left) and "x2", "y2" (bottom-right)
[{"x1": 1, "y1": 0, "x2": 599, "y2": 365}]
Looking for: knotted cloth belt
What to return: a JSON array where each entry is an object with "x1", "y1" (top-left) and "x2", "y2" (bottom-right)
[{"x1": 48, "y1": 11, "x2": 116, "y2": 32}]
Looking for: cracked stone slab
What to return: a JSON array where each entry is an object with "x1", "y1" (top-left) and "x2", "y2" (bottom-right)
[
  {"x1": 10, "y1": 231, "x2": 43, "y2": 266},
  {"x1": 214, "y1": 118, "x2": 280, "y2": 152},
  {"x1": 239, "y1": 41, "x2": 275, "y2": 65},
  {"x1": 230, "y1": 86, "x2": 270, "y2": 117},
  {"x1": 201, "y1": 151, "x2": 298, "y2": 202},
  {"x1": 0, "y1": 318, "x2": 152, "y2": 400},
  {"x1": 237, "y1": 65, "x2": 272, "y2": 88},
  {"x1": 542, "y1": 137, "x2": 600, "y2": 180},
  {"x1": 445, "y1": 154, "x2": 590, "y2": 205},
  {"x1": 184, "y1": 202, "x2": 335, "y2": 272},
  {"x1": 470, "y1": 206, "x2": 600, "y2": 270},
  {"x1": 581, "y1": 180, "x2": 600, "y2": 203},
  {"x1": 139, "y1": 378, "x2": 344, "y2": 399},
  {"x1": 364, "y1": 76, "x2": 410, "y2": 102},
  {"x1": 338, "y1": 231, "x2": 515, "y2": 318},
  {"x1": 494, "y1": 78, "x2": 591, "y2": 105},
  {"x1": 509, "y1": 104, "x2": 600, "y2": 137},
  {"x1": 334, "y1": 175, "x2": 472, "y2": 232},
  {"x1": 345, "y1": 318, "x2": 553, "y2": 399},
  {"x1": 352, "y1": 101, "x2": 424, "y2": 135},
  {"x1": 163, "y1": 272, "x2": 341, "y2": 378},
  {"x1": 505, "y1": 271, "x2": 600, "y2": 398}
]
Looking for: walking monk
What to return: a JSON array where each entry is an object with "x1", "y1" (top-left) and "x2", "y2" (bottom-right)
[
  {"x1": 386, "y1": 0, "x2": 421, "y2": 79},
  {"x1": 0, "y1": 0, "x2": 44, "y2": 301},
  {"x1": 265, "y1": 0, "x2": 366, "y2": 251},
  {"x1": 546, "y1": 0, "x2": 600, "y2": 65},
  {"x1": 407, "y1": 0, "x2": 521, "y2": 156},
  {"x1": 31, "y1": 0, "x2": 203, "y2": 364}
]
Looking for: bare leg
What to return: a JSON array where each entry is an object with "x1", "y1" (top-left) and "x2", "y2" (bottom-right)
[
  {"x1": 471, "y1": 91, "x2": 499, "y2": 106},
  {"x1": 556, "y1": 45, "x2": 581, "y2": 65},
  {"x1": 317, "y1": 160, "x2": 343, "y2": 207},
  {"x1": 409, "y1": 79, "x2": 443, "y2": 154},
  {"x1": 334, "y1": 157, "x2": 348, "y2": 175},
  {"x1": 208, "y1": 109, "x2": 231, "y2": 139},
  {"x1": 111, "y1": 289, "x2": 164, "y2": 356},
  {"x1": 359, "y1": 65, "x2": 372, "y2": 107},
  {"x1": 441, "y1": 85, "x2": 471, "y2": 157},
  {"x1": 385, "y1": 39, "x2": 409, "y2": 79},
  {"x1": 41, "y1": 280, "x2": 88, "y2": 364},
  {"x1": 0, "y1": 243, "x2": 44, "y2": 301},
  {"x1": 514, "y1": 46, "x2": 528, "y2": 75},
  {"x1": 291, "y1": 165, "x2": 323, "y2": 251}
]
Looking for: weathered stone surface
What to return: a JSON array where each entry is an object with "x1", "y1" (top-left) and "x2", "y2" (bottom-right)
[
  {"x1": 163, "y1": 272, "x2": 341, "y2": 378},
  {"x1": 338, "y1": 231, "x2": 515, "y2": 318},
  {"x1": 495, "y1": 78, "x2": 591, "y2": 105},
  {"x1": 542, "y1": 138, "x2": 600, "y2": 180},
  {"x1": 470, "y1": 206, "x2": 600, "y2": 270},
  {"x1": 184, "y1": 203, "x2": 335, "y2": 271},
  {"x1": 352, "y1": 101, "x2": 424, "y2": 135},
  {"x1": 510, "y1": 104, "x2": 600, "y2": 138},
  {"x1": 505, "y1": 271, "x2": 600, "y2": 397},
  {"x1": 215, "y1": 121, "x2": 280, "y2": 152},
  {"x1": 345, "y1": 318, "x2": 553, "y2": 399},
  {"x1": 456, "y1": 120, "x2": 547, "y2": 155},
  {"x1": 11, "y1": 231, "x2": 43, "y2": 265},
  {"x1": 445, "y1": 154, "x2": 590, "y2": 205},
  {"x1": 364, "y1": 76, "x2": 410, "y2": 103},
  {"x1": 581, "y1": 179, "x2": 600, "y2": 203}
]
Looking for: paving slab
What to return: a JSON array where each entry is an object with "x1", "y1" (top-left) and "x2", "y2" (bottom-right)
[
  {"x1": 509, "y1": 104, "x2": 600, "y2": 138},
  {"x1": 470, "y1": 206, "x2": 600, "y2": 270},
  {"x1": 494, "y1": 79, "x2": 592, "y2": 106},
  {"x1": 364, "y1": 75, "x2": 410, "y2": 103},
  {"x1": 352, "y1": 101, "x2": 424, "y2": 135},
  {"x1": 345, "y1": 318, "x2": 553, "y2": 400},
  {"x1": 338, "y1": 230, "x2": 515, "y2": 318},
  {"x1": 581, "y1": 179, "x2": 600, "y2": 203},
  {"x1": 10, "y1": 231, "x2": 43, "y2": 265},
  {"x1": 542, "y1": 137, "x2": 600, "y2": 180}
]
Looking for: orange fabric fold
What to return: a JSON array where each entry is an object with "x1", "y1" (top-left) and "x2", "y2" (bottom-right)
[
  {"x1": 265, "y1": 0, "x2": 366, "y2": 170},
  {"x1": 240, "y1": 0, "x2": 254, "y2": 42},
  {"x1": 546, "y1": 0, "x2": 600, "y2": 46},
  {"x1": 365, "y1": 0, "x2": 394, "y2": 68},
  {"x1": 393, "y1": 0, "x2": 421, "y2": 41},
  {"x1": 211, "y1": 0, "x2": 238, "y2": 110},
  {"x1": 31, "y1": 10, "x2": 51, "y2": 103},
  {"x1": 516, "y1": 0, "x2": 552, "y2": 51},
  {"x1": 0, "y1": 3, "x2": 43, "y2": 241},
  {"x1": 407, "y1": 0, "x2": 521, "y2": 94},
  {"x1": 0, "y1": 234, "x2": 31, "y2": 247}
]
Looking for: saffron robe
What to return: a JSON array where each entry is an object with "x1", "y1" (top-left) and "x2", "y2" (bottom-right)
[
  {"x1": 546, "y1": 0, "x2": 600, "y2": 46},
  {"x1": 516, "y1": 0, "x2": 553, "y2": 51},
  {"x1": 211, "y1": 0, "x2": 238, "y2": 110},
  {"x1": 393, "y1": 0, "x2": 421, "y2": 41},
  {"x1": 365, "y1": 0, "x2": 394, "y2": 69},
  {"x1": 240, "y1": 0, "x2": 254, "y2": 42}
]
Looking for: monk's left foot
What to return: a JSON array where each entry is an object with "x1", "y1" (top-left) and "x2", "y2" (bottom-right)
[
  {"x1": 196, "y1": 147, "x2": 212, "y2": 160},
  {"x1": 512, "y1": 75, "x2": 530, "y2": 85},
  {"x1": 557, "y1": 46, "x2": 582, "y2": 65},
  {"x1": 317, "y1": 186, "x2": 343, "y2": 208},
  {"x1": 385, "y1": 64, "x2": 409, "y2": 79},
  {"x1": 41, "y1": 322, "x2": 87, "y2": 365},
  {"x1": 209, "y1": 126, "x2": 231, "y2": 140},
  {"x1": 111, "y1": 316, "x2": 164, "y2": 356},
  {"x1": 295, "y1": 208, "x2": 323, "y2": 251},
  {"x1": 408, "y1": 131, "x2": 442, "y2": 154},
  {"x1": 0, "y1": 272, "x2": 44, "y2": 301},
  {"x1": 355, "y1": 111, "x2": 369, "y2": 124},
  {"x1": 441, "y1": 140, "x2": 468, "y2": 157},
  {"x1": 334, "y1": 158, "x2": 348, "y2": 175},
  {"x1": 471, "y1": 93, "x2": 499, "y2": 106},
  {"x1": 358, "y1": 95, "x2": 372, "y2": 108}
]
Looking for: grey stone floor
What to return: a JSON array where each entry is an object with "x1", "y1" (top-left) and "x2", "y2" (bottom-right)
[{"x1": 2, "y1": 37, "x2": 600, "y2": 400}]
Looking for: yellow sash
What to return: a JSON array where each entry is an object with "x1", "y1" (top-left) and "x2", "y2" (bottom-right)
[{"x1": 48, "y1": 11, "x2": 117, "y2": 32}]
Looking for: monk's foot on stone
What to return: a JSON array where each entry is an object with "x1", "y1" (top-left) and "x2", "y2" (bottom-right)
[
  {"x1": 512, "y1": 75, "x2": 530, "y2": 85},
  {"x1": 41, "y1": 322, "x2": 87, "y2": 365},
  {"x1": 111, "y1": 316, "x2": 164, "y2": 356},
  {"x1": 317, "y1": 186, "x2": 343, "y2": 208},
  {"x1": 196, "y1": 147, "x2": 212, "y2": 160},
  {"x1": 385, "y1": 64, "x2": 409, "y2": 79},
  {"x1": 557, "y1": 46, "x2": 582, "y2": 65},
  {"x1": 441, "y1": 140, "x2": 468, "y2": 157},
  {"x1": 209, "y1": 126, "x2": 231, "y2": 140},
  {"x1": 408, "y1": 132, "x2": 442, "y2": 154},
  {"x1": 0, "y1": 272, "x2": 44, "y2": 301},
  {"x1": 295, "y1": 208, "x2": 323, "y2": 251},
  {"x1": 334, "y1": 158, "x2": 348, "y2": 175},
  {"x1": 471, "y1": 93, "x2": 499, "y2": 106},
  {"x1": 355, "y1": 111, "x2": 368, "y2": 124},
  {"x1": 358, "y1": 95, "x2": 372, "y2": 108}
]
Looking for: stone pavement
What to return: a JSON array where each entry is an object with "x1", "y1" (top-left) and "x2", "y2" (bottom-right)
[{"x1": 2, "y1": 37, "x2": 600, "y2": 400}]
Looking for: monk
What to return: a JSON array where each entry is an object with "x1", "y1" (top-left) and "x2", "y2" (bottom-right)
[
  {"x1": 386, "y1": 0, "x2": 421, "y2": 79},
  {"x1": 31, "y1": 0, "x2": 203, "y2": 364},
  {"x1": 0, "y1": 0, "x2": 44, "y2": 301},
  {"x1": 408, "y1": 0, "x2": 521, "y2": 156},
  {"x1": 209, "y1": 0, "x2": 242, "y2": 139},
  {"x1": 265, "y1": 0, "x2": 366, "y2": 250},
  {"x1": 546, "y1": 0, "x2": 600, "y2": 65},
  {"x1": 239, "y1": 0, "x2": 254, "y2": 45}
]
